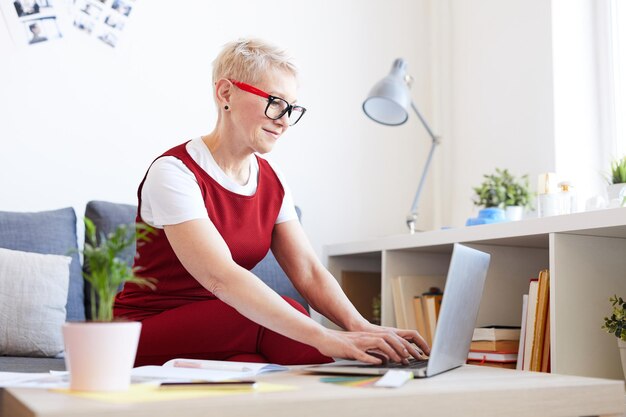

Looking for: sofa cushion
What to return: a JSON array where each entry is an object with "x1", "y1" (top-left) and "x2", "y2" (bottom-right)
[
  {"x1": 0, "y1": 356, "x2": 66, "y2": 372},
  {"x1": 0, "y1": 248, "x2": 71, "y2": 357},
  {"x1": 83, "y1": 200, "x2": 138, "y2": 320},
  {"x1": 251, "y1": 207, "x2": 307, "y2": 309},
  {"x1": 0, "y1": 207, "x2": 84, "y2": 321}
]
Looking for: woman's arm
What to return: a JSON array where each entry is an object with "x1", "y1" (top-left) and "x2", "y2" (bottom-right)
[
  {"x1": 164, "y1": 218, "x2": 420, "y2": 364},
  {"x1": 270, "y1": 219, "x2": 430, "y2": 356}
]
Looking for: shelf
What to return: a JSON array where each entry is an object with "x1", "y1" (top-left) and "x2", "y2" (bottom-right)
[{"x1": 324, "y1": 208, "x2": 626, "y2": 380}]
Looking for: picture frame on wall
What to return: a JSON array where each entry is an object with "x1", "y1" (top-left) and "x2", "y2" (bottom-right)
[{"x1": 0, "y1": 0, "x2": 67, "y2": 47}]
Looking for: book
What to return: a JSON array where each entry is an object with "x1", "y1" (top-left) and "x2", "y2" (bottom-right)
[
  {"x1": 390, "y1": 276, "x2": 445, "y2": 330},
  {"x1": 422, "y1": 292, "x2": 443, "y2": 345},
  {"x1": 467, "y1": 359, "x2": 517, "y2": 369},
  {"x1": 470, "y1": 340, "x2": 520, "y2": 352},
  {"x1": 391, "y1": 276, "x2": 406, "y2": 328},
  {"x1": 516, "y1": 294, "x2": 528, "y2": 370},
  {"x1": 523, "y1": 279, "x2": 539, "y2": 371},
  {"x1": 412, "y1": 296, "x2": 428, "y2": 344},
  {"x1": 541, "y1": 310, "x2": 551, "y2": 372},
  {"x1": 472, "y1": 326, "x2": 521, "y2": 342},
  {"x1": 132, "y1": 359, "x2": 288, "y2": 381},
  {"x1": 530, "y1": 269, "x2": 550, "y2": 371},
  {"x1": 467, "y1": 350, "x2": 518, "y2": 363}
]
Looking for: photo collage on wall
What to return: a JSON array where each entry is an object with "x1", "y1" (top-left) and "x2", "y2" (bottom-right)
[
  {"x1": 0, "y1": 0, "x2": 65, "y2": 46},
  {"x1": 71, "y1": 0, "x2": 134, "y2": 48},
  {"x1": 0, "y1": 0, "x2": 135, "y2": 48}
]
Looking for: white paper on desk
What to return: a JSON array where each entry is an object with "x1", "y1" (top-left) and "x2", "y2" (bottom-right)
[
  {"x1": 131, "y1": 366, "x2": 256, "y2": 382},
  {"x1": 0, "y1": 372, "x2": 69, "y2": 388},
  {"x1": 162, "y1": 358, "x2": 287, "y2": 374},
  {"x1": 132, "y1": 359, "x2": 287, "y2": 382}
]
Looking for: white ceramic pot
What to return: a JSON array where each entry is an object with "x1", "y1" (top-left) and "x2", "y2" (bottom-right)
[
  {"x1": 619, "y1": 339, "x2": 626, "y2": 381},
  {"x1": 607, "y1": 184, "x2": 626, "y2": 207},
  {"x1": 505, "y1": 206, "x2": 524, "y2": 221},
  {"x1": 62, "y1": 321, "x2": 141, "y2": 392}
]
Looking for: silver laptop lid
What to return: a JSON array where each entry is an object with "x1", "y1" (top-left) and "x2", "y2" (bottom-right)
[{"x1": 425, "y1": 244, "x2": 490, "y2": 377}]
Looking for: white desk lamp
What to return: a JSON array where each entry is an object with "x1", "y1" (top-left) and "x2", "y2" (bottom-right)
[{"x1": 362, "y1": 58, "x2": 440, "y2": 234}]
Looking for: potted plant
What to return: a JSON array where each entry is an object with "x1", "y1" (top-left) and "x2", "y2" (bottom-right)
[
  {"x1": 467, "y1": 168, "x2": 532, "y2": 225},
  {"x1": 602, "y1": 295, "x2": 626, "y2": 380},
  {"x1": 607, "y1": 156, "x2": 626, "y2": 206},
  {"x1": 63, "y1": 218, "x2": 155, "y2": 392},
  {"x1": 502, "y1": 169, "x2": 532, "y2": 220}
]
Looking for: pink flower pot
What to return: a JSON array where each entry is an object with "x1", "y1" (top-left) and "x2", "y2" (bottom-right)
[{"x1": 62, "y1": 321, "x2": 141, "y2": 392}]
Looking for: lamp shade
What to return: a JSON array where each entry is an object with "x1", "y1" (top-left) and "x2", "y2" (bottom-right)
[{"x1": 362, "y1": 58, "x2": 411, "y2": 126}]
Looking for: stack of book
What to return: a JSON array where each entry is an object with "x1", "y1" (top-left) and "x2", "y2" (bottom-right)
[
  {"x1": 519, "y1": 269, "x2": 551, "y2": 372},
  {"x1": 389, "y1": 275, "x2": 445, "y2": 346},
  {"x1": 467, "y1": 326, "x2": 521, "y2": 369},
  {"x1": 413, "y1": 289, "x2": 443, "y2": 346}
]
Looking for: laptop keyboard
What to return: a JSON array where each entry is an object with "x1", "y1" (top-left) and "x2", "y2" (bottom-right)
[{"x1": 357, "y1": 357, "x2": 429, "y2": 369}]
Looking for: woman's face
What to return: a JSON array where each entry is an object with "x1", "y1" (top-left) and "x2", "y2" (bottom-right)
[{"x1": 228, "y1": 69, "x2": 298, "y2": 155}]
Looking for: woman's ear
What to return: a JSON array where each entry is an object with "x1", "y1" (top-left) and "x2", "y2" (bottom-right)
[{"x1": 215, "y1": 79, "x2": 233, "y2": 108}]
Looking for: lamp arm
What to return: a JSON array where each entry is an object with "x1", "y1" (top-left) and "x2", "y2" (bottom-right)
[{"x1": 406, "y1": 102, "x2": 440, "y2": 234}]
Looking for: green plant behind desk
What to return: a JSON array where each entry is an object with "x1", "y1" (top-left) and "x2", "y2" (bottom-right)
[
  {"x1": 603, "y1": 295, "x2": 626, "y2": 341},
  {"x1": 82, "y1": 218, "x2": 156, "y2": 321},
  {"x1": 472, "y1": 168, "x2": 532, "y2": 209},
  {"x1": 610, "y1": 157, "x2": 626, "y2": 185}
]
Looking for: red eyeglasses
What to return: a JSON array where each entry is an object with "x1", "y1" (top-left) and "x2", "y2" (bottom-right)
[{"x1": 229, "y1": 79, "x2": 306, "y2": 126}]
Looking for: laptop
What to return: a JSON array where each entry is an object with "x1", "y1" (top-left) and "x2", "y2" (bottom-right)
[{"x1": 305, "y1": 243, "x2": 490, "y2": 378}]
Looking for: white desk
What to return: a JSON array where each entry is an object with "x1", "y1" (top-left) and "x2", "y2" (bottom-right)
[
  {"x1": 1, "y1": 366, "x2": 624, "y2": 417},
  {"x1": 324, "y1": 208, "x2": 626, "y2": 379}
]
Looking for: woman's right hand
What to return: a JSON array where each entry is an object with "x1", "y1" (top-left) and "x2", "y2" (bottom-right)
[{"x1": 315, "y1": 328, "x2": 427, "y2": 364}]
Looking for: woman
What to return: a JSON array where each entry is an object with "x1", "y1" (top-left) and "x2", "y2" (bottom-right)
[{"x1": 114, "y1": 38, "x2": 429, "y2": 366}]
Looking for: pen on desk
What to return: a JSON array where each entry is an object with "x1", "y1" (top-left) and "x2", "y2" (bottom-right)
[
  {"x1": 172, "y1": 360, "x2": 253, "y2": 373},
  {"x1": 159, "y1": 381, "x2": 257, "y2": 389}
]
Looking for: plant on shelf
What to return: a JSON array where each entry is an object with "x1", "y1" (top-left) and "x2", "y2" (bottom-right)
[
  {"x1": 602, "y1": 294, "x2": 626, "y2": 380},
  {"x1": 606, "y1": 157, "x2": 626, "y2": 207},
  {"x1": 472, "y1": 168, "x2": 532, "y2": 209},
  {"x1": 610, "y1": 157, "x2": 626, "y2": 185},
  {"x1": 468, "y1": 168, "x2": 532, "y2": 225},
  {"x1": 82, "y1": 218, "x2": 156, "y2": 321},
  {"x1": 603, "y1": 295, "x2": 626, "y2": 342}
]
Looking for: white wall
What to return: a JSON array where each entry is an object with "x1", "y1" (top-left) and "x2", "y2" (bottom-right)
[
  {"x1": 552, "y1": 0, "x2": 611, "y2": 204},
  {"x1": 1, "y1": 0, "x2": 611, "y2": 256},
  {"x1": 436, "y1": 0, "x2": 611, "y2": 226},
  {"x1": 436, "y1": 0, "x2": 556, "y2": 228},
  {"x1": 0, "y1": 0, "x2": 434, "y2": 256}
]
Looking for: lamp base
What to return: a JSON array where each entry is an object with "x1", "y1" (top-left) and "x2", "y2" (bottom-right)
[{"x1": 406, "y1": 214, "x2": 424, "y2": 234}]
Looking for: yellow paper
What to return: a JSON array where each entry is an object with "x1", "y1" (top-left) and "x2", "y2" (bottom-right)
[{"x1": 51, "y1": 382, "x2": 297, "y2": 404}]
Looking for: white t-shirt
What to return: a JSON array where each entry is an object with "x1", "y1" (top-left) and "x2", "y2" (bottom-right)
[{"x1": 140, "y1": 137, "x2": 298, "y2": 229}]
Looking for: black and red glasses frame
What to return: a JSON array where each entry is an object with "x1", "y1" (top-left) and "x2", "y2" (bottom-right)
[{"x1": 229, "y1": 79, "x2": 306, "y2": 126}]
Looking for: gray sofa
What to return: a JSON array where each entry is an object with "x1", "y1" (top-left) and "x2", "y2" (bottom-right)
[{"x1": 0, "y1": 200, "x2": 306, "y2": 373}]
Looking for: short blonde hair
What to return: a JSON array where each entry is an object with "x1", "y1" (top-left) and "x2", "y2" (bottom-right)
[{"x1": 212, "y1": 38, "x2": 298, "y2": 86}]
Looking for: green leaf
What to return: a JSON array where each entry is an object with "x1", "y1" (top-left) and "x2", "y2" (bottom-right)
[
  {"x1": 81, "y1": 218, "x2": 157, "y2": 322},
  {"x1": 472, "y1": 168, "x2": 534, "y2": 209}
]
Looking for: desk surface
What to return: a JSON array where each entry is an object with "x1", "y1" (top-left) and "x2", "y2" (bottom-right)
[{"x1": 1, "y1": 366, "x2": 624, "y2": 417}]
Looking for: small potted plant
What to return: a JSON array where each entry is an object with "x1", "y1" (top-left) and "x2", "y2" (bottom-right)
[
  {"x1": 501, "y1": 169, "x2": 532, "y2": 221},
  {"x1": 63, "y1": 218, "x2": 155, "y2": 392},
  {"x1": 607, "y1": 156, "x2": 626, "y2": 206},
  {"x1": 602, "y1": 295, "x2": 626, "y2": 380},
  {"x1": 467, "y1": 168, "x2": 532, "y2": 225}
]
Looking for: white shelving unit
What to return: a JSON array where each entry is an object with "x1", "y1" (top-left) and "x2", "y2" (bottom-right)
[{"x1": 323, "y1": 208, "x2": 626, "y2": 380}]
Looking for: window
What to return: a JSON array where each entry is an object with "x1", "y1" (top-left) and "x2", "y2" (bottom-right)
[{"x1": 603, "y1": 0, "x2": 626, "y2": 158}]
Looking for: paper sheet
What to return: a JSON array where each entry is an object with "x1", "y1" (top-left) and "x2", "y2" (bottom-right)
[
  {"x1": 131, "y1": 365, "x2": 255, "y2": 382},
  {"x1": 52, "y1": 382, "x2": 297, "y2": 403},
  {"x1": 0, "y1": 371, "x2": 69, "y2": 388}
]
